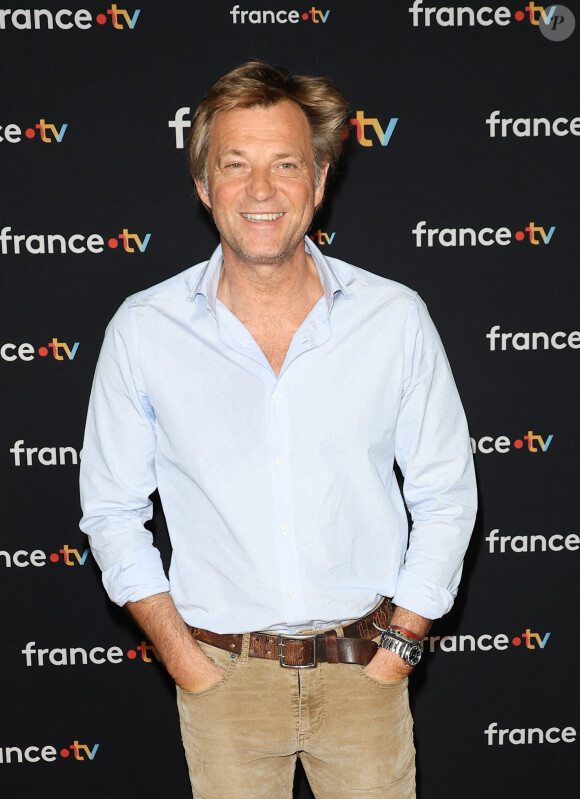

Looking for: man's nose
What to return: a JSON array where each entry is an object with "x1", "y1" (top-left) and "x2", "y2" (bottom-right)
[{"x1": 245, "y1": 166, "x2": 276, "y2": 201}]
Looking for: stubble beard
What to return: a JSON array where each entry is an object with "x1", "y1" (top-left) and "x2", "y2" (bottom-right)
[
  {"x1": 219, "y1": 232, "x2": 302, "y2": 267},
  {"x1": 211, "y1": 206, "x2": 315, "y2": 268}
]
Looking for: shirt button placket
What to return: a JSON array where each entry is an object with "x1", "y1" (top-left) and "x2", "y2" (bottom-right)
[{"x1": 268, "y1": 381, "x2": 304, "y2": 621}]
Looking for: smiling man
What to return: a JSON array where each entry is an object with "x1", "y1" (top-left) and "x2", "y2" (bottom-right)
[
  {"x1": 80, "y1": 61, "x2": 477, "y2": 799},
  {"x1": 200, "y1": 101, "x2": 325, "y2": 264}
]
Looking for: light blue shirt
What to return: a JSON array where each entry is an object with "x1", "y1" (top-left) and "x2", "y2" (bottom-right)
[{"x1": 79, "y1": 238, "x2": 476, "y2": 633}]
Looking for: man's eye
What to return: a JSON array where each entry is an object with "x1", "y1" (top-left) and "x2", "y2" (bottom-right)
[
  {"x1": 225, "y1": 162, "x2": 244, "y2": 169},
  {"x1": 279, "y1": 163, "x2": 296, "y2": 170}
]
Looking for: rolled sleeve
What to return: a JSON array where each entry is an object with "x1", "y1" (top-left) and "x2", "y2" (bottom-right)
[
  {"x1": 79, "y1": 301, "x2": 170, "y2": 605},
  {"x1": 101, "y1": 547, "x2": 170, "y2": 606},
  {"x1": 393, "y1": 296, "x2": 477, "y2": 620}
]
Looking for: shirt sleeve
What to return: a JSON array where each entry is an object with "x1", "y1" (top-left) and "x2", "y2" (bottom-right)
[
  {"x1": 79, "y1": 301, "x2": 171, "y2": 606},
  {"x1": 393, "y1": 295, "x2": 477, "y2": 620}
]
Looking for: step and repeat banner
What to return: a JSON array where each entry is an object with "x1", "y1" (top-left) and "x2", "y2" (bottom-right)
[{"x1": 1, "y1": 2, "x2": 578, "y2": 797}]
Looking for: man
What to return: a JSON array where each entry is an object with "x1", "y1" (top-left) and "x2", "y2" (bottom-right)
[{"x1": 80, "y1": 61, "x2": 477, "y2": 798}]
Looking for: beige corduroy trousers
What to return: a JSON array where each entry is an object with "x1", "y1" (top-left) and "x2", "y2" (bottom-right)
[{"x1": 177, "y1": 636, "x2": 416, "y2": 799}]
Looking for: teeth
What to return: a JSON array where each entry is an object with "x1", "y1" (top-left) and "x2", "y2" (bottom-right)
[{"x1": 242, "y1": 213, "x2": 284, "y2": 221}]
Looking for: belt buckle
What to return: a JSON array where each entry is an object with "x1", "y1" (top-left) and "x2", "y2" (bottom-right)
[{"x1": 278, "y1": 633, "x2": 318, "y2": 669}]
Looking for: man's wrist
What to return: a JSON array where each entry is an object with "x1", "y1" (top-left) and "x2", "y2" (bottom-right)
[
  {"x1": 377, "y1": 625, "x2": 423, "y2": 667},
  {"x1": 388, "y1": 624, "x2": 423, "y2": 644}
]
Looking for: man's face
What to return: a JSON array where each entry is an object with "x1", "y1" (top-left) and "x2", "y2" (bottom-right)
[{"x1": 196, "y1": 101, "x2": 328, "y2": 267}]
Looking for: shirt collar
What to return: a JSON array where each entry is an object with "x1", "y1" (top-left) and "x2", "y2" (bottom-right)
[{"x1": 188, "y1": 237, "x2": 351, "y2": 316}]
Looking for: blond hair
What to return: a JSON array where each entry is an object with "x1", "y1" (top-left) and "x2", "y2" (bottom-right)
[{"x1": 187, "y1": 61, "x2": 349, "y2": 188}]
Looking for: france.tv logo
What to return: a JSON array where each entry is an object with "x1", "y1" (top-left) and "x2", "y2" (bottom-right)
[
  {"x1": 0, "y1": 119, "x2": 67, "y2": 144},
  {"x1": 0, "y1": 543, "x2": 89, "y2": 568},
  {"x1": 408, "y1": 2, "x2": 575, "y2": 40},
  {"x1": 349, "y1": 111, "x2": 398, "y2": 147},
  {"x1": 0, "y1": 226, "x2": 151, "y2": 255},
  {"x1": 0, "y1": 740, "x2": 99, "y2": 764},
  {"x1": 0, "y1": 6, "x2": 140, "y2": 30},
  {"x1": 229, "y1": 6, "x2": 330, "y2": 23},
  {"x1": 1, "y1": 340, "x2": 79, "y2": 362}
]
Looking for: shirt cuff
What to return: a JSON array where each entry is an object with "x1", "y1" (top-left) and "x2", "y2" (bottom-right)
[
  {"x1": 393, "y1": 567, "x2": 458, "y2": 620},
  {"x1": 101, "y1": 547, "x2": 171, "y2": 607}
]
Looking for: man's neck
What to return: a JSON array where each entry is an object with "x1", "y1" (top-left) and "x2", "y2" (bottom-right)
[
  {"x1": 216, "y1": 240, "x2": 325, "y2": 376},
  {"x1": 217, "y1": 241, "x2": 323, "y2": 322}
]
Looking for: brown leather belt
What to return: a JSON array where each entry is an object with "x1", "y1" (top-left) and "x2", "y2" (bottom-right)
[{"x1": 189, "y1": 598, "x2": 392, "y2": 668}]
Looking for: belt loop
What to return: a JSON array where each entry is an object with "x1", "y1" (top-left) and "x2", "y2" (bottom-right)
[
  {"x1": 324, "y1": 630, "x2": 339, "y2": 664},
  {"x1": 240, "y1": 633, "x2": 251, "y2": 664},
  {"x1": 334, "y1": 624, "x2": 345, "y2": 638}
]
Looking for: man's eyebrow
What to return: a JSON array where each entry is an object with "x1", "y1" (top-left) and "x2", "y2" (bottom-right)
[
  {"x1": 217, "y1": 149, "x2": 246, "y2": 160},
  {"x1": 273, "y1": 152, "x2": 306, "y2": 161},
  {"x1": 216, "y1": 149, "x2": 307, "y2": 161}
]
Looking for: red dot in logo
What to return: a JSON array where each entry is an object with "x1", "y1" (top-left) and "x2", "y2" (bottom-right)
[
  {"x1": 512, "y1": 637, "x2": 522, "y2": 646},
  {"x1": 25, "y1": 128, "x2": 35, "y2": 139},
  {"x1": 38, "y1": 346, "x2": 48, "y2": 357},
  {"x1": 50, "y1": 553, "x2": 59, "y2": 563},
  {"x1": 60, "y1": 748, "x2": 70, "y2": 758},
  {"x1": 108, "y1": 238, "x2": 119, "y2": 249},
  {"x1": 514, "y1": 439, "x2": 523, "y2": 449},
  {"x1": 127, "y1": 649, "x2": 137, "y2": 659},
  {"x1": 514, "y1": 10, "x2": 525, "y2": 21},
  {"x1": 515, "y1": 230, "x2": 525, "y2": 241},
  {"x1": 96, "y1": 13, "x2": 107, "y2": 24},
  {"x1": 302, "y1": 12, "x2": 309, "y2": 20}
]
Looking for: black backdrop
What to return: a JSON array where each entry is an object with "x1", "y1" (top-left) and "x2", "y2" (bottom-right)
[{"x1": 1, "y1": 2, "x2": 578, "y2": 796}]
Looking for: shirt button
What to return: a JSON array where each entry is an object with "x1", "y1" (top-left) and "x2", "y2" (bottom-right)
[
  {"x1": 281, "y1": 524, "x2": 288, "y2": 534},
  {"x1": 272, "y1": 392, "x2": 280, "y2": 401},
  {"x1": 289, "y1": 589, "x2": 295, "y2": 598},
  {"x1": 275, "y1": 457, "x2": 283, "y2": 467}
]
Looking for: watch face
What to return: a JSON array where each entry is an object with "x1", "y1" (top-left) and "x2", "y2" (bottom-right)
[{"x1": 408, "y1": 646, "x2": 422, "y2": 666}]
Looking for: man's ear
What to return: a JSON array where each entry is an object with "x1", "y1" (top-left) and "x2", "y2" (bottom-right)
[
  {"x1": 195, "y1": 179, "x2": 211, "y2": 209},
  {"x1": 314, "y1": 163, "x2": 330, "y2": 208}
]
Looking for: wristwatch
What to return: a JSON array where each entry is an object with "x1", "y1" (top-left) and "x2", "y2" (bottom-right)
[{"x1": 378, "y1": 631, "x2": 422, "y2": 667}]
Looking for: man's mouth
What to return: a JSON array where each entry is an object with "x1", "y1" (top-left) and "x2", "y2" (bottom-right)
[{"x1": 241, "y1": 213, "x2": 284, "y2": 222}]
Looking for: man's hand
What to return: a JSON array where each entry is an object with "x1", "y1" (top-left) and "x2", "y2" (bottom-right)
[
  {"x1": 364, "y1": 646, "x2": 411, "y2": 683},
  {"x1": 176, "y1": 658, "x2": 226, "y2": 693},
  {"x1": 126, "y1": 592, "x2": 225, "y2": 692}
]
